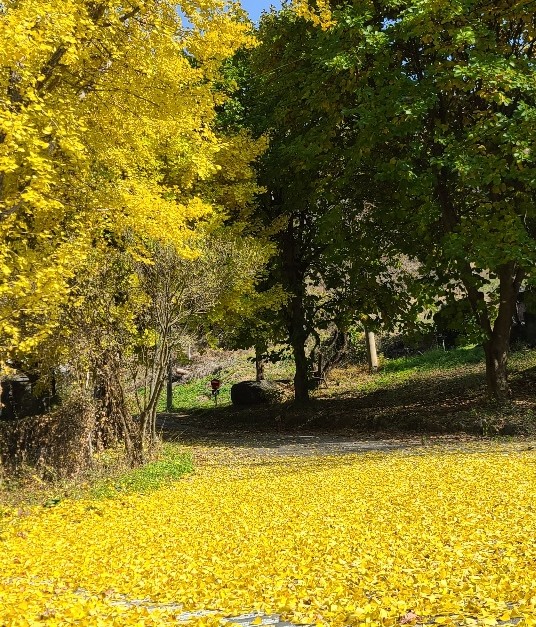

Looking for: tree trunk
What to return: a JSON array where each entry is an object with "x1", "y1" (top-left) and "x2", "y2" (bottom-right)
[
  {"x1": 255, "y1": 345, "x2": 266, "y2": 382},
  {"x1": 480, "y1": 263, "x2": 523, "y2": 401},
  {"x1": 146, "y1": 352, "x2": 168, "y2": 446},
  {"x1": 279, "y1": 214, "x2": 310, "y2": 403},
  {"x1": 166, "y1": 360, "x2": 173, "y2": 412},
  {"x1": 122, "y1": 410, "x2": 144, "y2": 467},
  {"x1": 364, "y1": 328, "x2": 378, "y2": 372},
  {"x1": 93, "y1": 354, "x2": 135, "y2": 453},
  {"x1": 483, "y1": 338, "x2": 510, "y2": 401},
  {"x1": 461, "y1": 262, "x2": 524, "y2": 402},
  {"x1": 434, "y1": 166, "x2": 524, "y2": 403},
  {"x1": 51, "y1": 370, "x2": 57, "y2": 399},
  {"x1": 292, "y1": 338, "x2": 309, "y2": 403}
]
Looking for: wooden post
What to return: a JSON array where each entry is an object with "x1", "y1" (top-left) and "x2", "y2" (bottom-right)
[{"x1": 365, "y1": 329, "x2": 378, "y2": 372}]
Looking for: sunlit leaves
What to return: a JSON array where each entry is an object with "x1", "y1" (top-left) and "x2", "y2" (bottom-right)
[
  {"x1": 0, "y1": 0, "x2": 260, "y2": 361},
  {"x1": 2, "y1": 448, "x2": 536, "y2": 625}
]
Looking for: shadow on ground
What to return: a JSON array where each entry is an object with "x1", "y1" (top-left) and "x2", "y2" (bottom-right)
[{"x1": 157, "y1": 359, "x2": 536, "y2": 451}]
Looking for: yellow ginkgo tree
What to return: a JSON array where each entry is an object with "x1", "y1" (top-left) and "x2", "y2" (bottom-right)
[{"x1": 0, "y1": 0, "x2": 257, "y2": 363}]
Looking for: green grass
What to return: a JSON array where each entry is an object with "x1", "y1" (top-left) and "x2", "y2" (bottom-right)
[
  {"x1": 160, "y1": 352, "x2": 295, "y2": 412},
  {"x1": 348, "y1": 345, "x2": 484, "y2": 392},
  {"x1": 89, "y1": 445, "x2": 193, "y2": 498},
  {"x1": 159, "y1": 346, "x2": 488, "y2": 409},
  {"x1": 157, "y1": 375, "x2": 233, "y2": 411},
  {"x1": 382, "y1": 345, "x2": 484, "y2": 373},
  {"x1": 315, "y1": 345, "x2": 488, "y2": 399}
]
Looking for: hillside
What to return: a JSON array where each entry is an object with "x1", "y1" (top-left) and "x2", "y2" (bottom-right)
[{"x1": 159, "y1": 346, "x2": 536, "y2": 438}]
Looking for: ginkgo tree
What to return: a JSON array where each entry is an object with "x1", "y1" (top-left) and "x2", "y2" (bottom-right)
[
  {"x1": 0, "y1": 0, "x2": 256, "y2": 363},
  {"x1": 0, "y1": 0, "x2": 269, "y2": 468},
  {"x1": 347, "y1": 0, "x2": 536, "y2": 400}
]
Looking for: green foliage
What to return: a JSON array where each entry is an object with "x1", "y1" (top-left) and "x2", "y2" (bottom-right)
[{"x1": 247, "y1": 0, "x2": 536, "y2": 397}]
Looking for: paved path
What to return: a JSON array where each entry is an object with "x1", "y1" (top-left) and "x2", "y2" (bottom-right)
[
  {"x1": 79, "y1": 587, "x2": 302, "y2": 626},
  {"x1": 156, "y1": 413, "x2": 512, "y2": 459},
  {"x1": 82, "y1": 587, "x2": 522, "y2": 626}
]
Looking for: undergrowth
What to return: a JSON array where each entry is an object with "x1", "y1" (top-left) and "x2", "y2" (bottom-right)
[
  {"x1": 354, "y1": 345, "x2": 485, "y2": 392},
  {"x1": 383, "y1": 345, "x2": 484, "y2": 373},
  {"x1": 163, "y1": 346, "x2": 489, "y2": 411},
  {"x1": 0, "y1": 443, "x2": 193, "y2": 508},
  {"x1": 165, "y1": 345, "x2": 536, "y2": 437},
  {"x1": 90, "y1": 445, "x2": 193, "y2": 499}
]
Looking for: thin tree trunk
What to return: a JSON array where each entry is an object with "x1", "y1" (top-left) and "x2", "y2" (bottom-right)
[
  {"x1": 141, "y1": 346, "x2": 168, "y2": 448},
  {"x1": 51, "y1": 370, "x2": 57, "y2": 398},
  {"x1": 122, "y1": 410, "x2": 144, "y2": 466},
  {"x1": 166, "y1": 360, "x2": 173, "y2": 412},
  {"x1": 292, "y1": 338, "x2": 309, "y2": 403}
]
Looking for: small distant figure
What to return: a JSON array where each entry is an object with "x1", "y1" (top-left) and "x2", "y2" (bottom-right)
[{"x1": 210, "y1": 378, "x2": 222, "y2": 405}]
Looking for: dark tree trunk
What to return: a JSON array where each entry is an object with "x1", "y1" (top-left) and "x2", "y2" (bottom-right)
[
  {"x1": 479, "y1": 263, "x2": 524, "y2": 401},
  {"x1": 122, "y1": 411, "x2": 144, "y2": 467},
  {"x1": 483, "y1": 339, "x2": 510, "y2": 401},
  {"x1": 292, "y1": 337, "x2": 309, "y2": 403},
  {"x1": 279, "y1": 216, "x2": 310, "y2": 403},
  {"x1": 50, "y1": 370, "x2": 57, "y2": 398},
  {"x1": 94, "y1": 356, "x2": 129, "y2": 451},
  {"x1": 95, "y1": 354, "x2": 143, "y2": 466},
  {"x1": 255, "y1": 345, "x2": 266, "y2": 382}
]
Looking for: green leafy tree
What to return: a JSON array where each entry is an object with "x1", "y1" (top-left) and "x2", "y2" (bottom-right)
[
  {"x1": 248, "y1": 9, "x2": 421, "y2": 400},
  {"x1": 296, "y1": 0, "x2": 536, "y2": 400}
]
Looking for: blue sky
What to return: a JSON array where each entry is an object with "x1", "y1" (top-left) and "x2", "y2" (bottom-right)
[{"x1": 240, "y1": 0, "x2": 281, "y2": 22}]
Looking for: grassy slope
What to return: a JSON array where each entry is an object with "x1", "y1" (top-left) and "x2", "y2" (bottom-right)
[
  {"x1": 159, "y1": 353, "x2": 295, "y2": 411},
  {"x1": 161, "y1": 346, "x2": 536, "y2": 436}
]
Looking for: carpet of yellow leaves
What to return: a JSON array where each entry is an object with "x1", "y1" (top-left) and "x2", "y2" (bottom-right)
[{"x1": 2, "y1": 448, "x2": 536, "y2": 626}]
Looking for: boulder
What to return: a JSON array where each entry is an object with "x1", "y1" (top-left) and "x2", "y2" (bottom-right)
[
  {"x1": 230, "y1": 380, "x2": 281, "y2": 406},
  {"x1": 171, "y1": 367, "x2": 191, "y2": 383}
]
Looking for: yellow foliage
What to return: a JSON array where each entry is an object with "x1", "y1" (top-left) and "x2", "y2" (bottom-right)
[
  {"x1": 291, "y1": 0, "x2": 334, "y2": 29},
  {"x1": 2, "y1": 449, "x2": 536, "y2": 625},
  {"x1": 0, "y1": 0, "x2": 260, "y2": 361}
]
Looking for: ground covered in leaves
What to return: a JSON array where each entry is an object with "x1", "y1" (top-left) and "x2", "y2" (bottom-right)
[{"x1": 2, "y1": 443, "x2": 536, "y2": 626}]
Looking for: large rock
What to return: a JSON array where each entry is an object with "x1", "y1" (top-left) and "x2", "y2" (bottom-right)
[{"x1": 230, "y1": 380, "x2": 281, "y2": 406}]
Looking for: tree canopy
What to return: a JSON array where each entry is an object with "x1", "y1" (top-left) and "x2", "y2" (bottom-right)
[{"x1": 0, "y1": 0, "x2": 258, "y2": 359}]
